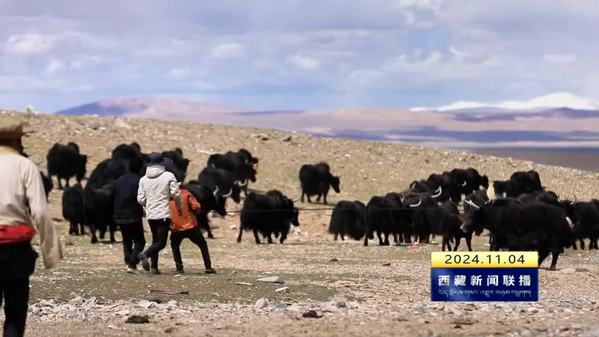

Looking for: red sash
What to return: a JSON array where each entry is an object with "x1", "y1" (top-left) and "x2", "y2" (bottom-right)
[{"x1": 0, "y1": 224, "x2": 36, "y2": 244}]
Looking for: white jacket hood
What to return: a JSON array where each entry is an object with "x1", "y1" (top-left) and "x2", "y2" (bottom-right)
[{"x1": 145, "y1": 165, "x2": 166, "y2": 179}]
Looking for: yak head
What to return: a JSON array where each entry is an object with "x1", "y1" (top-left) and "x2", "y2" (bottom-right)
[
  {"x1": 330, "y1": 175, "x2": 341, "y2": 193},
  {"x1": 461, "y1": 199, "x2": 488, "y2": 235},
  {"x1": 492, "y1": 180, "x2": 512, "y2": 199}
]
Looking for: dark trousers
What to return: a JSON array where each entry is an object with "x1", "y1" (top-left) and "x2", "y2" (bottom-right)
[
  {"x1": 143, "y1": 219, "x2": 170, "y2": 270},
  {"x1": 117, "y1": 220, "x2": 146, "y2": 268},
  {"x1": 170, "y1": 226, "x2": 212, "y2": 270},
  {"x1": 0, "y1": 242, "x2": 37, "y2": 337}
]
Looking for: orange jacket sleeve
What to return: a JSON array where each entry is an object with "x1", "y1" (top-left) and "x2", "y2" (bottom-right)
[{"x1": 188, "y1": 193, "x2": 201, "y2": 214}]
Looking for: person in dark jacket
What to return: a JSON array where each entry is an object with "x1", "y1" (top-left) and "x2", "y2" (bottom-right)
[{"x1": 113, "y1": 157, "x2": 146, "y2": 273}]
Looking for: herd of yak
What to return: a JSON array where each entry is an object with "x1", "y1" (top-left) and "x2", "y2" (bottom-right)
[{"x1": 42, "y1": 141, "x2": 598, "y2": 270}]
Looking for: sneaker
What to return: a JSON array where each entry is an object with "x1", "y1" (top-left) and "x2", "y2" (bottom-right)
[
  {"x1": 126, "y1": 267, "x2": 138, "y2": 274},
  {"x1": 205, "y1": 268, "x2": 216, "y2": 274},
  {"x1": 138, "y1": 253, "x2": 150, "y2": 271},
  {"x1": 150, "y1": 269, "x2": 161, "y2": 275}
]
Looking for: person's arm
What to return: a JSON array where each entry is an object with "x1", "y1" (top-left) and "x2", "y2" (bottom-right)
[
  {"x1": 137, "y1": 179, "x2": 147, "y2": 207},
  {"x1": 23, "y1": 161, "x2": 63, "y2": 269},
  {"x1": 169, "y1": 174, "x2": 181, "y2": 199},
  {"x1": 188, "y1": 193, "x2": 201, "y2": 214},
  {"x1": 168, "y1": 175, "x2": 183, "y2": 214}
]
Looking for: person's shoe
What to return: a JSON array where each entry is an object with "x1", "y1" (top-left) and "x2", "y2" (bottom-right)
[
  {"x1": 126, "y1": 267, "x2": 138, "y2": 274},
  {"x1": 205, "y1": 268, "x2": 216, "y2": 274},
  {"x1": 150, "y1": 269, "x2": 161, "y2": 275},
  {"x1": 138, "y1": 253, "x2": 150, "y2": 271}
]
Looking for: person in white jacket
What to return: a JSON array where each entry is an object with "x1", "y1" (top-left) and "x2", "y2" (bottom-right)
[
  {"x1": 137, "y1": 153, "x2": 181, "y2": 274},
  {"x1": 0, "y1": 118, "x2": 62, "y2": 337}
]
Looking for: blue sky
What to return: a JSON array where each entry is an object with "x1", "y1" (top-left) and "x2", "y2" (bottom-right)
[{"x1": 1, "y1": 0, "x2": 598, "y2": 112}]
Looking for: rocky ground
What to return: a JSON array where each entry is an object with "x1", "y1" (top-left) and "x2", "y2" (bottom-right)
[{"x1": 1, "y1": 111, "x2": 599, "y2": 337}]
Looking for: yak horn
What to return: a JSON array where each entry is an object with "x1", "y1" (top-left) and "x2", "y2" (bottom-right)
[
  {"x1": 409, "y1": 197, "x2": 422, "y2": 208},
  {"x1": 222, "y1": 189, "x2": 233, "y2": 198},
  {"x1": 212, "y1": 186, "x2": 219, "y2": 197},
  {"x1": 464, "y1": 199, "x2": 480, "y2": 210},
  {"x1": 432, "y1": 186, "x2": 442, "y2": 198},
  {"x1": 461, "y1": 181, "x2": 467, "y2": 187}
]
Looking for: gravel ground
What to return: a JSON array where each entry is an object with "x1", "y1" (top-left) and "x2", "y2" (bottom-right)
[{"x1": 1, "y1": 111, "x2": 598, "y2": 337}]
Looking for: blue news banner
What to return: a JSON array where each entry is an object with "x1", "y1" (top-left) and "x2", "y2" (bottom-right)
[{"x1": 431, "y1": 267, "x2": 538, "y2": 301}]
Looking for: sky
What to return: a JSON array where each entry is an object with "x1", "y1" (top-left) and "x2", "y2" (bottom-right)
[{"x1": 1, "y1": 0, "x2": 598, "y2": 112}]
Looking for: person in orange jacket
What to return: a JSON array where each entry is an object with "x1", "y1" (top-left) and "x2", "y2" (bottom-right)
[{"x1": 169, "y1": 188, "x2": 215, "y2": 274}]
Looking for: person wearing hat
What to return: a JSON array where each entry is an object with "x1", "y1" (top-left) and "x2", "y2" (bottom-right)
[
  {"x1": 0, "y1": 118, "x2": 63, "y2": 337},
  {"x1": 137, "y1": 153, "x2": 181, "y2": 274}
]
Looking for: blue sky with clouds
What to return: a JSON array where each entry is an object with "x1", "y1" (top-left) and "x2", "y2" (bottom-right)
[{"x1": 1, "y1": 0, "x2": 598, "y2": 112}]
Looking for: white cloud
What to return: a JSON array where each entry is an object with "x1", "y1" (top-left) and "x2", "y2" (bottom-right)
[
  {"x1": 544, "y1": 54, "x2": 577, "y2": 64},
  {"x1": 209, "y1": 42, "x2": 245, "y2": 59},
  {"x1": 288, "y1": 54, "x2": 321, "y2": 70},
  {"x1": 4, "y1": 33, "x2": 56, "y2": 55},
  {"x1": 45, "y1": 60, "x2": 65, "y2": 75},
  {"x1": 167, "y1": 68, "x2": 191, "y2": 80},
  {"x1": 413, "y1": 92, "x2": 599, "y2": 111}
]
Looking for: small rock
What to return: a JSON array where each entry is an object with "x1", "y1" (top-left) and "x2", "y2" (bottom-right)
[
  {"x1": 333, "y1": 300, "x2": 346, "y2": 308},
  {"x1": 257, "y1": 276, "x2": 284, "y2": 284},
  {"x1": 560, "y1": 268, "x2": 576, "y2": 274},
  {"x1": 255, "y1": 298, "x2": 268, "y2": 309},
  {"x1": 302, "y1": 310, "x2": 323, "y2": 319},
  {"x1": 125, "y1": 315, "x2": 150, "y2": 324},
  {"x1": 275, "y1": 286, "x2": 289, "y2": 293},
  {"x1": 235, "y1": 282, "x2": 253, "y2": 286},
  {"x1": 329, "y1": 258, "x2": 339, "y2": 262},
  {"x1": 137, "y1": 300, "x2": 156, "y2": 309},
  {"x1": 116, "y1": 310, "x2": 131, "y2": 316},
  {"x1": 282, "y1": 135, "x2": 293, "y2": 142},
  {"x1": 381, "y1": 262, "x2": 391, "y2": 267}
]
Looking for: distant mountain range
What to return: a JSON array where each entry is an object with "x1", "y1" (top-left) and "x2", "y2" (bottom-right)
[{"x1": 55, "y1": 93, "x2": 599, "y2": 149}]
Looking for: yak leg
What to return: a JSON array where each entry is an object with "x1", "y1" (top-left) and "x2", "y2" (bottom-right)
[
  {"x1": 267, "y1": 234, "x2": 273, "y2": 244},
  {"x1": 56, "y1": 177, "x2": 63, "y2": 190},
  {"x1": 323, "y1": 192, "x2": 329, "y2": 205},
  {"x1": 334, "y1": 233, "x2": 338, "y2": 241},
  {"x1": 549, "y1": 250, "x2": 560, "y2": 271},
  {"x1": 79, "y1": 222, "x2": 85, "y2": 235},
  {"x1": 236, "y1": 227, "x2": 244, "y2": 243},
  {"x1": 441, "y1": 235, "x2": 448, "y2": 251},
  {"x1": 363, "y1": 232, "x2": 370, "y2": 246},
  {"x1": 453, "y1": 236, "x2": 461, "y2": 251},
  {"x1": 279, "y1": 232, "x2": 287, "y2": 244},
  {"x1": 538, "y1": 249, "x2": 550, "y2": 268},
  {"x1": 580, "y1": 239, "x2": 585, "y2": 250},
  {"x1": 109, "y1": 223, "x2": 117, "y2": 243},
  {"x1": 307, "y1": 194, "x2": 312, "y2": 203},
  {"x1": 301, "y1": 191, "x2": 305, "y2": 203},
  {"x1": 90, "y1": 224, "x2": 99, "y2": 244},
  {"x1": 205, "y1": 225, "x2": 215, "y2": 239},
  {"x1": 383, "y1": 232, "x2": 390, "y2": 246},
  {"x1": 253, "y1": 229, "x2": 262, "y2": 244},
  {"x1": 65, "y1": 177, "x2": 70, "y2": 188},
  {"x1": 68, "y1": 222, "x2": 77, "y2": 235},
  {"x1": 341, "y1": 234, "x2": 345, "y2": 241},
  {"x1": 465, "y1": 233, "x2": 473, "y2": 251},
  {"x1": 376, "y1": 230, "x2": 384, "y2": 245}
]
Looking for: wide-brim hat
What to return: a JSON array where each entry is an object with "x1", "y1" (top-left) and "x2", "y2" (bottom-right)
[{"x1": 0, "y1": 117, "x2": 29, "y2": 140}]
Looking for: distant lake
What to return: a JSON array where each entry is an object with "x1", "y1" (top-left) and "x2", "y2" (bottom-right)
[{"x1": 471, "y1": 147, "x2": 599, "y2": 172}]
